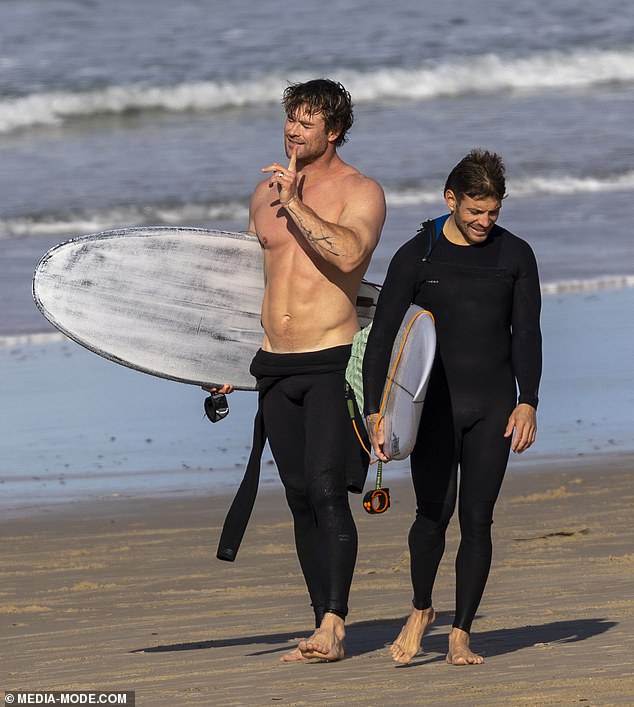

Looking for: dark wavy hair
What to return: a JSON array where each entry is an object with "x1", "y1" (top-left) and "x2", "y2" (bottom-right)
[
  {"x1": 282, "y1": 79, "x2": 354, "y2": 147},
  {"x1": 444, "y1": 149, "x2": 507, "y2": 202}
]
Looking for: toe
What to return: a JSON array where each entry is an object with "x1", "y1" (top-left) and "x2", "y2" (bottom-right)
[{"x1": 281, "y1": 647, "x2": 306, "y2": 663}]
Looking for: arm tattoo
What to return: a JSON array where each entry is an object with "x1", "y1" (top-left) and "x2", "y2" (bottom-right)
[
  {"x1": 293, "y1": 211, "x2": 341, "y2": 256},
  {"x1": 306, "y1": 232, "x2": 340, "y2": 256}
]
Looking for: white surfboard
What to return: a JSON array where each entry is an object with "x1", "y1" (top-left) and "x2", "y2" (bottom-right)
[
  {"x1": 380, "y1": 305, "x2": 436, "y2": 460},
  {"x1": 32, "y1": 227, "x2": 379, "y2": 390},
  {"x1": 345, "y1": 304, "x2": 436, "y2": 461}
]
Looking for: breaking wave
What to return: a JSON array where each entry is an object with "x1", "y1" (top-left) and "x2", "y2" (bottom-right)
[
  {"x1": 2, "y1": 48, "x2": 633, "y2": 134},
  {"x1": 385, "y1": 171, "x2": 634, "y2": 206}
]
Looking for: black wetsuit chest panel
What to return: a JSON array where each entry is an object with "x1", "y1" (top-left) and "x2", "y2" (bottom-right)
[{"x1": 414, "y1": 234, "x2": 515, "y2": 399}]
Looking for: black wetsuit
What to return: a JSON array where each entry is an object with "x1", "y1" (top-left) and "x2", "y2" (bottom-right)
[
  {"x1": 218, "y1": 345, "x2": 368, "y2": 627},
  {"x1": 363, "y1": 217, "x2": 542, "y2": 632}
]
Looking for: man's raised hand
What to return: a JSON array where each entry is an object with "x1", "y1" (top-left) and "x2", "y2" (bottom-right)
[{"x1": 262, "y1": 149, "x2": 298, "y2": 206}]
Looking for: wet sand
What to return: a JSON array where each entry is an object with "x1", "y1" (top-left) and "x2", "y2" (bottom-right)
[{"x1": 2, "y1": 454, "x2": 633, "y2": 706}]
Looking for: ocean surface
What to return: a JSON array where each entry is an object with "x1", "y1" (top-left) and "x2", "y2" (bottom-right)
[{"x1": 0, "y1": 0, "x2": 633, "y2": 508}]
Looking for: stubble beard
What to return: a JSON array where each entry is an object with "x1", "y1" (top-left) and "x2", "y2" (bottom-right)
[{"x1": 284, "y1": 136, "x2": 328, "y2": 166}]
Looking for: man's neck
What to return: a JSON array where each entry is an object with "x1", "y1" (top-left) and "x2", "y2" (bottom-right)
[{"x1": 443, "y1": 216, "x2": 470, "y2": 246}]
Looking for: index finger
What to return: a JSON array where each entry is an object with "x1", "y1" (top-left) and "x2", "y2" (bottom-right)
[
  {"x1": 288, "y1": 150, "x2": 297, "y2": 172},
  {"x1": 261, "y1": 162, "x2": 284, "y2": 174}
]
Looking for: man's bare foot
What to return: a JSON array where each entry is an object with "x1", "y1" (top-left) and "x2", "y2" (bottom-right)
[
  {"x1": 297, "y1": 612, "x2": 346, "y2": 661},
  {"x1": 280, "y1": 646, "x2": 308, "y2": 662},
  {"x1": 446, "y1": 627, "x2": 484, "y2": 665},
  {"x1": 389, "y1": 606, "x2": 435, "y2": 664}
]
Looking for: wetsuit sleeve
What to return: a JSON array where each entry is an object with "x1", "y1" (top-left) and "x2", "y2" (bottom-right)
[
  {"x1": 362, "y1": 236, "x2": 423, "y2": 416},
  {"x1": 510, "y1": 240, "x2": 542, "y2": 408}
]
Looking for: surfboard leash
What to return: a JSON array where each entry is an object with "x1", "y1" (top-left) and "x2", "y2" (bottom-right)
[
  {"x1": 344, "y1": 385, "x2": 389, "y2": 514},
  {"x1": 363, "y1": 460, "x2": 390, "y2": 514}
]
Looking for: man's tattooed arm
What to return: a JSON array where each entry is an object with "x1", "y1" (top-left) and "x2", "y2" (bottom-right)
[
  {"x1": 285, "y1": 196, "x2": 359, "y2": 263},
  {"x1": 287, "y1": 200, "x2": 340, "y2": 256}
]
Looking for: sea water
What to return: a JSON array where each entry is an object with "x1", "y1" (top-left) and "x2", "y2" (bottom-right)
[{"x1": 1, "y1": 0, "x2": 633, "y2": 508}]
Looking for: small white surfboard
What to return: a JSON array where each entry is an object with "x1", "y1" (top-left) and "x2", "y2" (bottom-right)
[
  {"x1": 346, "y1": 304, "x2": 436, "y2": 461},
  {"x1": 32, "y1": 227, "x2": 379, "y2": 390},
  {"x1": 380, "y1": 305, "x2": 436, "y2": 460}
]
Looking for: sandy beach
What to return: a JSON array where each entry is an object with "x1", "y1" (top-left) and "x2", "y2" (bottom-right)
[{"x1": 2, "y1": 454, "x2": 633, "y2": 706}]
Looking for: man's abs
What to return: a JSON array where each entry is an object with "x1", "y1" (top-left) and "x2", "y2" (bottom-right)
[
  {"x1": 261, "y1": 278, "x2": 360, "y2": 353},
  {"x1": 260, "y1": 251, "x2": 361, "y2": 353}
]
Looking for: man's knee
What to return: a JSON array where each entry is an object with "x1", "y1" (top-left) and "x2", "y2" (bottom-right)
[
  {"x1": 418, "y1": 500, "x2": 455, "y2": 525},
  {"x1": 409, "y1": 502, "x2": 454, "y2": 547},
  {"x1": 458, "y1": 501, "x2": 495, "y2": 545},
  {"x1": 284, "y1": 485, "x2": 312, "y2": 519},
  {"x1": 285, "y1": 478, "x2": 351, "y2": 530},
  {"x1": 305, "y1": 483, "x2": 351, "y2": 527}
]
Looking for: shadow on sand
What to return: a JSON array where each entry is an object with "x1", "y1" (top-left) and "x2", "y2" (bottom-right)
[{"x1": 131, "y1": 613, "x2": 616, "y2": 662}]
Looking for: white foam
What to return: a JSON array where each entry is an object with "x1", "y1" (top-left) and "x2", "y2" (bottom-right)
[
  {"x1": 0, "y1": 76, "x2": 287, "y2": 133},
  {"x1": 541, "y1": 274, "x2": 634, "y2": 295},
  {"x1": 2, "y1": 48, "x2": 633, "y2": 134},
  {"x1": 510, "y1": 172, "x2": 634, "y2": 197},
  {"x1": 384, "y1": 171, "x2": 634, "y2": 206},
  {"x1": 0, "y1": 332, "x2": 67, "y2": 347},
  {"x1": 0, "y1": 201, "x2": 249, "y2": 239}
]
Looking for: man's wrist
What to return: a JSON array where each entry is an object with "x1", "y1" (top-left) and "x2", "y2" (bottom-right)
[{"x1": 284, "y1": 195, "x2": 298, "y2": 209}]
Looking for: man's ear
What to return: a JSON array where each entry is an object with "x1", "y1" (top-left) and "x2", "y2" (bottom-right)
[{"x1": 444, "y1": 189, "x2": 458, "y2": 214}]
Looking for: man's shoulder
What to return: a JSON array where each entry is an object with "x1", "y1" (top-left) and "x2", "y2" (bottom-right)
[
  {"x1": 494, "y1": 226, "x2": 538, "y2": 264},
  {"x1": 495, "y1": 224, "x2": 531, "y2": 248},
  {"x1": 340, "y1": 164, "x2": 381, "y2": 187},
  {"x1": 337, "y1": 166, "x2": 385, "y2": 203},
  {"x1": 252, "y1": 175, "x2": 272, "y2": 194},
  {"x1": 250, "y1": 177, "x2": 273, "y2": 206}
]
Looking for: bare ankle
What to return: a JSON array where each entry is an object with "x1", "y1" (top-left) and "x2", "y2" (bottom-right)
[
  {"x1": 320, "y1": 612, "x2": 346, "y2": 635},
  {"x1": 415, "y1": 606, "x2": 434, "y2": 615},
  {"x1": 410, "y1": 606, "x2": 435, "y2": 622}
]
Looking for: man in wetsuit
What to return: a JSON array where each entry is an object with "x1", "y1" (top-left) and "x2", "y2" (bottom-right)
[
  {"x1": 363, "y1": 149, "x2": 541, "y2": 665},
  {"x1": 211, "y1": 79, "x2": 385, "y2": 662}
]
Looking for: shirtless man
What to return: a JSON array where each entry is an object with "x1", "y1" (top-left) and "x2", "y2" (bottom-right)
[{"x1": 213, "y1": 79, "x2": 385, "y2": 662}]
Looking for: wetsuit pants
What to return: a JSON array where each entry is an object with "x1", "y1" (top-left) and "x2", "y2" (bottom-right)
[
  {"x1": 253, "y1": 346, "x2": 363, "y2": 626},
  {"x1": 408, "y1": 366, "x2": 515, "y2": 633}
]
